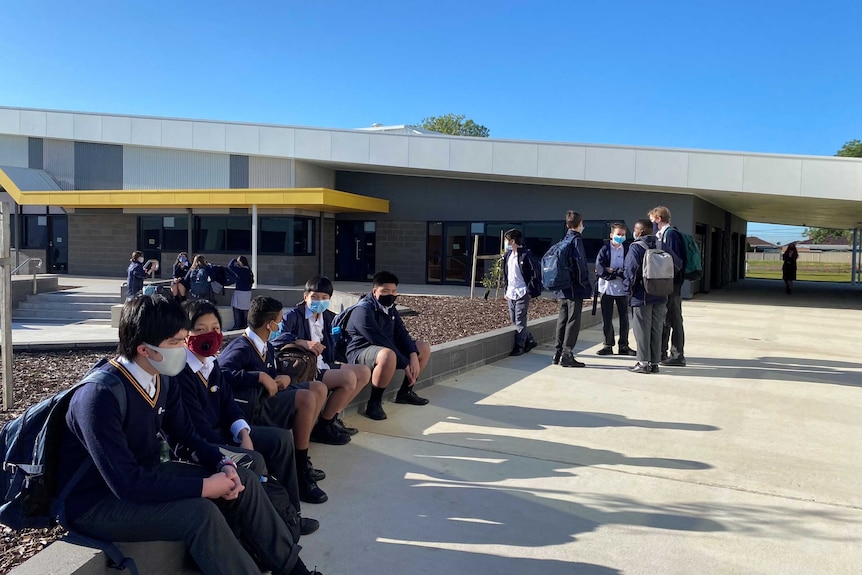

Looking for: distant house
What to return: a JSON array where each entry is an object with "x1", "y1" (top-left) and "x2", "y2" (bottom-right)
[
  {"x1": 747, "y1": 236, "x2": 780, "y2": 252},
  {"x1": 798, "y1": 236, "x2": 852, "y2": 252}
]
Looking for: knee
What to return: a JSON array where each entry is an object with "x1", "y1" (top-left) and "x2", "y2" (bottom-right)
[
  {"x1": 310, "y1": 380, "x2": 327, "y2": 400},
  {"x1": 357, "y1": 365, "x2": 371, "y2": 384},
  {"x1": 377, "y1": 347, "x2": 397, "y2": 367},
  {"x1": 295, "y1": 389, "x2": 314, "y2": 411},
  {"x1": 416, "y1": 340, "x2": 430, "y2": 358}
]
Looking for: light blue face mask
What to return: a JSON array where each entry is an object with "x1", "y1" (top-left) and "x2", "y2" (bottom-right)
[
  {"x1": 613, "y1": 235, "x2": 626, "y2": 244},
  {"x1": 308, "y1": 300, "x2": 330, "y2": 314},
  {"x1": 268, "y1": 322, "x2": 281, "y2": 341},
  {"x1": 505, "y1": 243, "x2": 513, "y2": 251}
]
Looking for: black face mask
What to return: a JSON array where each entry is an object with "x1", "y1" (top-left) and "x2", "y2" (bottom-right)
[{"x1": 377, "y1": 294, "x2": 397, "y2": 307}]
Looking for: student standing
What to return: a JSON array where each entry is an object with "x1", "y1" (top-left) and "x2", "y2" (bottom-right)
[
  {"x1": 229, "y1": 255, "x2": 254, "y2": 329},
  {"x1": 648, "y1": 206, "x2": 686, "y2": 367},
  {"x1": 501, "y1": 229, "x2": 542, "y2": 356},
  {"x1": 782, "y1": 243, "x2": 799, "y2": 294},
  {"x1": 125, "y1": 250, "x2": 153, "y2": 301},
  {"x1": 551, "y1": 211, "x2": 592, "y2": 368},
  {"x1": 595, "y1": 223, "x2": 636, "y2": 356}
]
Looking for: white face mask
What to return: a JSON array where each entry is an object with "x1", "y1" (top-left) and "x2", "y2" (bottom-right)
[
  {"x1": 137, "y1": 257, "x2": 144, "y2": 263},
  {"x1": 145, "y1": 343, "x2": 188, "y2": 376}
]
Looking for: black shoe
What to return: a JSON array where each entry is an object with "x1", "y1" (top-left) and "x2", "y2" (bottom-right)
[
  {"x1": 509, "y1": 345, "x2": 525, "y2": 356},
  {"x1": 364, "y1": 401, "x2": 388, "y2": 420},
  {"x1": 333, "y1": 415, "x2": 358, "y2": 436},
  {"x1": 395, "y1": 389, "x2": 429, "y2": 405},
  {"x1": 619, "y1": 347, "x2": 637, "y2": 356},
  {"x1": 300, "y1": 516, "x2": 320, "y2": 536},
  {"x1": 661, "y1": 356, "x2": 686, "y2": 367},
  {"x1": 524, "y1": 338, "x2": 538, "y2": 352},
  {"x1": 597, "y1": 346, "x2": 613, "y2": 356},
  {"x1": 660, "y1": 353, "x2": 669, "y2": 363},
  {"x1": 552, "y1": 351, "x2": 562, "y2": 365},
  {"x1": 310, "y1": 420, "x2": 351, "y2": 445},
  {"x1": 628, "y1": 362, "x2": 651, "y2": 374},
  {"x1": 299, "y1": 471, "x2": 328, "y2": 504},
  {"x1": 559, "y1": 353, "x2": 585, "y2": 368},
  {"x1": 650, "y1": 363, "x2": 660, "y2": 373},
  {"x1": 306, "y1": 457, "x2": 325, "y2": 482}
]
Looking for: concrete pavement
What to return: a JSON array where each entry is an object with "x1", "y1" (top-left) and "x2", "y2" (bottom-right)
[{"x1": 297, "y1": 279, "x2": 862, "y2": 575}]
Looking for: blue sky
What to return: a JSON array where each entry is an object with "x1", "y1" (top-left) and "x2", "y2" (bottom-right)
[{"x1": 3, "y1": 0, "x2": 859, "y2": 242}]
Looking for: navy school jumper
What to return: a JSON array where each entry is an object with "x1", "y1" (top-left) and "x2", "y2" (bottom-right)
[{"x1": 345, "y1": 293, "x2": 418, "y2": 369}]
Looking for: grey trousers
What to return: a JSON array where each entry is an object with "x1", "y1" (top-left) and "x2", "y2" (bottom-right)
[
  {"x1": 71, "y1": 463, "x2": 301, "y2": 575},
  {"x1": 661, "y1": 288, "x2": 685, "y2": 359},
  {"x1": 632, "y1": 303, "x2": 668, "y2": 364},
  {"x1": 507, "y1": 294, "x2": 533, "y2": 348},
  {"x1": 555, "y1": 298, "x2": 583, "y2": 353}
]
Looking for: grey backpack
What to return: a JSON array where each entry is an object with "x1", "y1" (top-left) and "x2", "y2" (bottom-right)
[{"x1": 638, "y1": 240, "x2": 675, "y2": 296}]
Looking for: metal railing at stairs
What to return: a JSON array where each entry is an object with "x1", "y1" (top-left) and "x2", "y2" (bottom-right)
[{"x1": 11, "y1": 257, "x2": 43, "y2": 295}]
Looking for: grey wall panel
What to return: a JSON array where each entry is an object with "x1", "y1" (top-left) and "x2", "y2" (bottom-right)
[
  {"x1": 75, "y1": 142, "x2": 123, "y2": 190},
  {"x1": 0, "y1": 134, "x2": 29, "y2": 167},
  {"x1": 28, "y1": 138, "x2": 43, "y2": 169},
  {"x1": 249, "y1": 157, "x2": 293, "y2": 188},
  {"x1": 44, "y1": 139, "x2": 75, "y2": 190},
  {"x1": 295, "y1": 161, "x2": 334, "y2": 188},
  {"x1": 123, "y1": 146, "x2": 230, "y2": 190},
  {"x1": 68, "y1": 212, "x2": 138, "y2": 275},
  {"x1": 230, "y1": 155, "x2": 249, "y2": 189}
]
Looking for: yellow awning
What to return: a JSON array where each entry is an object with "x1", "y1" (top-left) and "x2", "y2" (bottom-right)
[{"x1": 0, "y1": 167, "x2": 389, "y2": 213}]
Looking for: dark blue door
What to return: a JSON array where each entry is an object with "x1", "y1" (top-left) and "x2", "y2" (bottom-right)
[{"x1": 335, "y1": 221, "x2": 376, "y2": 281}]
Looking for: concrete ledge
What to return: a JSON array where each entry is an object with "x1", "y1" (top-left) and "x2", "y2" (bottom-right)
[
  {"x1": 11, "y1": 305, "x2": 600, "y2": 574},
  {"x1": 11, "y1": 275, "x2": 60, "y2": 310}
]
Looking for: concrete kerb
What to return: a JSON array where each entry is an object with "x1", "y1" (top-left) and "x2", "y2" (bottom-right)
[{"x1": 9, "y1": 306, "x2": 598, "y2": 575}]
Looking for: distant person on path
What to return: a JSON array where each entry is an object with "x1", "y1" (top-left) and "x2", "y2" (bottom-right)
[
  {"x1": 648, "y1": 206, "x2": 686, "y2": 367},
  {"x1": 782, "y1": 243, "x2": 799, "y2": 294},
  {"x1": 170, "y1": 252, "x2": 190, "y2": 301},
  {"x1": 501, "y1": 229, "x2": 542, "y2": 356},
  {"x1": 125, "y1": 250, "x2": 154, "y2": 301},
  {"x1": 346, "y1": 271, "x2": 431, "y2": 420},
  {"x1": 551, "y1": 211, "x2": 592, "y2": 368},
  {"x1": 595, "y1": 223, "x2": 636, "y2": 357},
  {"x1": 229, "y1": 255, "x2": 255, "y2": 329},
  {"x1": 623, "y1": 220, "x2": 668, "y2": 374}
]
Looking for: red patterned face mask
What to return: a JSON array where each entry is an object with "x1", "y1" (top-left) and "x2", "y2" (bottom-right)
[{"x1": 188, "y1": 331, "x2": 223, "y2": 357}]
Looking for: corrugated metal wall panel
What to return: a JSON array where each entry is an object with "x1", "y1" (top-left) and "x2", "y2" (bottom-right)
[
  {"x1": 294, "y1": 161, "x2": 334, "y2": 188},
  {"x1": 249, "y1": 157, "x2": 293, "y2": 188},
  {"x1": 0, "y1": 134, "x2": 29, "y2": 167},
  {"x1": 230, "y1": 155, "x2": 249, "y2": 188},
  {"x1": 75, "y1": 142, "x2": 123, "y2": 190},
  {"x1": 28, "y1": 138, "x2": 43, "y2": 169},
  {"x1": 124, "y1": 146, "x2": 230, "y2": 189},
  {"x1": 44, "y1": 139, "x2": 75, "y2": 190}
]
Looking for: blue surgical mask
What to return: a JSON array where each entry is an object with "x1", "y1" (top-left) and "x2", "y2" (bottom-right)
[
  {"x1": 308, "y1": 300, "x2": 330, "y2": 314},
  {"x1": 613, "y1": 235, "x2": 626, "y2": 244},
  {"x1": 268, "y1": 322, "x2": 281, "y2": 341},
  {"x1": 505, "y1": 243, "x2": 513, "y2": 251}
]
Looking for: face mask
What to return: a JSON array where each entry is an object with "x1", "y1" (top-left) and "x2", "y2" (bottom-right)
[
  {"x1": 308, "y1": 300, "x2": 330, "y2": 314},
  {"x1": 144, "y1": 343, "x2": 188, "y2": 376},
  {"x1": 137, "y1": 257, "x2": 144, "y2": 263},
  {"x1": 268, "y1": 322, "x2": 281, "y2": 341},
  {"x1": 377, "y1": 294, "x2": 397, "y2": 307},
  {"x1": 505, "y1": 243, "x2": 513, "y2": 251},
  {"x1": 187, "y1": 331, "x2": 223, "y2": 357},
  {"x1": 613, "y1": 235, "x2": 626, "y2": 244},
  {"x1": 179, "y1": 257, "x2": 188, "y2": 264}
]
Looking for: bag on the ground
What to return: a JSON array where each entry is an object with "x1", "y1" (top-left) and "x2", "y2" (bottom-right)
[
  {"x1": 331, "y1": 302, "x2": 362, "y2": 363},
  {"x1": 638, "y1": 241, "x2": 676, "y2": 296},
  {"x1": 260, "y1": 476, "x2": 301, "y2": 543},
  {"x1": 189, "y1": 268, "x2": 211, "y2": 297},
  {"x1": 541, "y1": 237, "x2": 577, "y2": 291},
  {"x1": 275, "y1": 344, "x2": 319, "y2": 383},
  {"x1": 670, "y1": 227, "x2": 703, "y2": 281}
]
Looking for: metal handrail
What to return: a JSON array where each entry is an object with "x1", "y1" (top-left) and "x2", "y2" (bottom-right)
[{"x1": 11, "y1": 257, "x2": 42, "y2": 275}]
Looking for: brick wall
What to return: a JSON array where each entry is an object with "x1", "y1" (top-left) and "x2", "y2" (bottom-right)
[
  {"x1": 375, "y1": 221, "x2": 426, "y2": 283},
  {"x1": 69, "y1": 213, "x2": 137, "y2": 276},
  {"x1": 256, "y1": 255, "x2": 319, "y2": 287}
]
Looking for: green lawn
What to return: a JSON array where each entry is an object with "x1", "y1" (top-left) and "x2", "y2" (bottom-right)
[{"x1": 745, "y1": 260, "x2": 853, "y2": 282}]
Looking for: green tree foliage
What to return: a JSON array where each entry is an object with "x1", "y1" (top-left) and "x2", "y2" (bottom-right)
[
  {"x1": 804, "y1": 227, "x2": 851, "y2": 244},
  {"x1": 419, "y1": 114, "x2": 490, "y2": 137},
  {"x1": 836, "y1": 139, "x2": 862, "y2": 158}
]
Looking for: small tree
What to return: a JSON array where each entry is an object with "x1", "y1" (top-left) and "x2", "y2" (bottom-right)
[
  {"x1": 836, "y1": 139, "x2": 862, "y2": 158},
  {"x1": 480, "y1": 257, "x2": 503, "y2": 299},
  {"x1": 804, "y1": 227, "x2": 851, "y2": 244},
  {"x1": 419, "y1": 114, "x2": 490, "y2": 138}
]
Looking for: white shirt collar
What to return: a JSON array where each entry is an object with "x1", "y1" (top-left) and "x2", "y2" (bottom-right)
[
  {"x1": 116, "y1": 355, "x2": 157, "y2": 398},
  {"x1": 185, "y1": 348, "x2": 215, "y2": 380},
  {"x1": 244, "y1": 327, "x2": 267, "y2": 356}
]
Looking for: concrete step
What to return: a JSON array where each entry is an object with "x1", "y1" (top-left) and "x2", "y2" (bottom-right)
[
  {"x1": 17, "y1": 301, "x2": 118, "y2": 312},
  {"x1": 34, "y1": 292, "x2": 120, "y2": 303},
  {"x1": 13, "y1": 309, "x2": 112, "y2": 320}
]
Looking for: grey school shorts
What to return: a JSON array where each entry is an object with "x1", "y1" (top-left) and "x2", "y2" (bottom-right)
[{"x1": 355, "y1": 345, "x2": 388, "y2": 369}]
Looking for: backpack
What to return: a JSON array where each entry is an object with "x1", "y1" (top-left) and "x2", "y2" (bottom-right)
[
  {"x1": 0, "y1": 361, "x2": 141, "y2": 573},
  {"x1": 209, "y1": 265, "x2": 238, "y2": 295},
  {"x1": 275, "y1": 344, "x2": 319, "y2": 383},
  {"x1": 637, "y1": 240, "x2": 676, "y2": 296},
  {"x1": 541, "y1": 237, "x2": 578, "y2": 291},
  {"x1": 331, "y1": 302, "x2": 362, "y2": 363},
  {"x1": 670, "y1": 227, "x2": 703, "y2": 281},
  {"x1": 189, "y1": 267, "x2": 211, "y2": 297}
]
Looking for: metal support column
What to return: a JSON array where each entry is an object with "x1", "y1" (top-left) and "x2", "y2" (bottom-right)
[
  {"x1": 852, "y1": 228, "x2": 859, "y2": 286},
  {"x1": 251, "y1": 205, "x2": 259, "y2": 285}
]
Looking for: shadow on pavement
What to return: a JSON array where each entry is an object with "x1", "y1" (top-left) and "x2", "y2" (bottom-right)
[{"x1": 662, "y1": 356, "x2": 862, "y2": 388}]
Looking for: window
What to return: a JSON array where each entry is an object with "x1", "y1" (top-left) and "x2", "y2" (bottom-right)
[
  {"x1": 22, "y1": 215, "x2": 48, "y2": 248},
  {"x1": 259, "y1": 217, "x2": 315, "y2": 255},
  {"x1": 162, "y1": 215, "x2": 189, "y2": 252},
  {"x1": 196, "y1": 216, "x2": 252, "y2": 253}
]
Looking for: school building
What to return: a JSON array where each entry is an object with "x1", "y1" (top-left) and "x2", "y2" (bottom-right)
[{"x1": 2, "y1": 106, "x2": 861, "y2": 292}]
